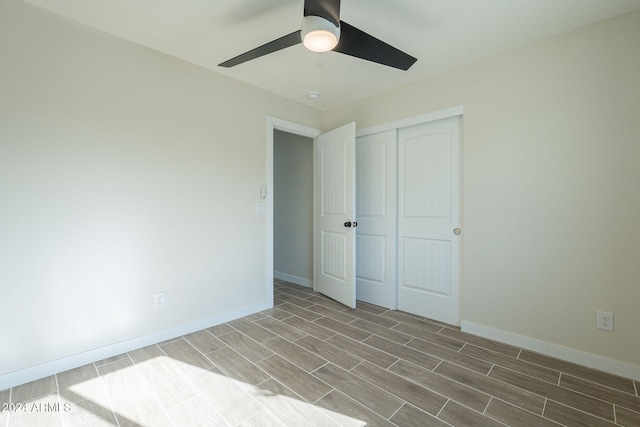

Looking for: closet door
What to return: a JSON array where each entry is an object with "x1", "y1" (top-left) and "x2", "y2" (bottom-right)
[
  {"x1": 397, "y1": 116, "x2": 462, "y2": 325},
  {"x1": 355, "y1": 130, "x2": 397, "y2": 309}
]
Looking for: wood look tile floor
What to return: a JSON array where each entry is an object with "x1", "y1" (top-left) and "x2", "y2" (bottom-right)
[{"x1": 3, "y1": 280, "x2": 639, "y2": 426}]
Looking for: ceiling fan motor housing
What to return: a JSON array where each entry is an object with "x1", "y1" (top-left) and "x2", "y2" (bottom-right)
[{"x1": 300, "y1": 15, "x2": 340, "y2": 52}]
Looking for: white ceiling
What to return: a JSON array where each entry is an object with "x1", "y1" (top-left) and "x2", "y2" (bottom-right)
[{"x1": 22, "y1": 0, "x2": 640, "y2": 110}]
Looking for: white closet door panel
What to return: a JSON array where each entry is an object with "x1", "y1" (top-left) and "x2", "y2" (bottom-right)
[
  {"x1": 402, "y1": 133, "x2": 452, "y2": 219},
  {"x1": 398, "y1": 116, "x2": 462, "y2": 325},
  {"x1": 355, "y1": 130, "x2": 397, "y2": 309},
  {"x1": 401, "y1": 237, "x2": 451, "y2": 295},
  {"x1": 356, "y1": 234, "x2": 386, "y2": 283},
  {"x1": 356, "y1": 140, "x2": 387, "y2": 217}
]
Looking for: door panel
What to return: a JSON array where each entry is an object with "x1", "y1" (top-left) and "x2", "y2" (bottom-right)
[
  {"x1": 397, "y1": 116, "x2": 462, "y2": 325},
  {"x1": 401, "y1": 237, "x2": 451, "y2": 295},
  {"x1": 356, "y1": 234, "x2": 385, "y2": 283},
  {"x1": 355, "y1": 130, "x2": 397, "y2": 309},
  {"x1": 321, "y1": 231, "x2": 347, "y2": 280},
  {"x1": 315, "y1": 122, "x2": 356, "y2": 308},
  {"x1": 403, "y1": 132, "x2": 452, "y2": 219},
  {"x1": 321, "y1": 141, "x2": 346, "y2": 215}
]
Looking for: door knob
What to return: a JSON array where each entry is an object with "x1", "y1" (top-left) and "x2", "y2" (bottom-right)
[
  {"x1": 453, "y1": 228, "x2": 462, "y2": 235},
  {"x1": 344, "y1": 221, "x2": 352, "y2": 228}
]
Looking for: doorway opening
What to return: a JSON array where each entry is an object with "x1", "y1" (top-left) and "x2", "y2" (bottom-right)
[
  {"x1": 273, "y1": 130, "x2": 314, "y2": 287},
  {"x1": 266, "y1": 117, "x2": 322, "y2": 302}
]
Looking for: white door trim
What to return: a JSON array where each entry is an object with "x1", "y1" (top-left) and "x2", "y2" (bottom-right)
[
  {"x1": 357, "y1": 105, "x2": 464, "y2": 138},
  {"x1": 266, "y1": 117, "x2": 322, "y2": 300}
]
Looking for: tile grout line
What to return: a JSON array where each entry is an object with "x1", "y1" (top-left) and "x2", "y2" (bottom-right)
[
  {"x1": 170, "y1": 336, "x2": 221, "y2": 369},
  {"x1": 385, "y1": 401, "x2": 405, "y2": 423},
  {"x1": 497, "y1": 363, "x2": 632, "y2": 423},
  {"x1": 331, "y1": 330, "x2": 401, "y2": 368},
  {"x1": 419, "y1": 351, "x2": 541, "y2": 419},
  {"x1": 386, "y1": 359, "x2": 401, "y2": 373},
  {"x1": 1, "y1": 388, "x2": 9, "y2": 427},
  {"x1": 328, "y1": 360, "x2": 416, "y2": 420},
  {"x1": 483, "y1": 396, "x2": 493, "y2": 416},
  {"x1": 206, "y1": 334, "x2": 276, "y2": 375},
  {"x1": 183, "y1": 374, "x2": 231, "y2": 426},
  {"x1": 174, "y1": 343, "x2": 257, "y2": 427},
  {"x1": 239, "y1": 357, "x2": 322, "y2": 427},
  {"x1": 310, "y1": 386, "x2": 335, "y2": 405},
  {"x1": 488, "y1": 362, "x2": 498, "y2": 382},
  {"x1": 517, "y1": 353, "x2": 635, "y2": 395},
  {"x1": 433, "y1": 360, "x2": 541, "y2": 415},
  {"x1": 264, "y1": 314, "x2": 328, "y2": 342},
  {"x1": 434, "y1": 398, "x2": 450, "y2": 420},
  {"x1": 382, "y1": 330, "x2": 499, "y2": 379},
  {"x1": 556, "y1": 370, "x2": 640, "y2": 411},
  {"x1": 52, "y1": 372, "x2": 63, "y2": 426},
  {"x1": 125, "y1": 352, "x2": 177, "y2": 426},
  {"x1": 549, "y1": 399, "x2": 620, "y2": 426},
  {"x1": 389, "y1": 360, "x2": 500, "y2": 423},
  {"x1": 346, "y1": 319, "x2": 413, "y2": 346},
  {"x1": 431, "y1": 359, "x2": 444, "y2": 372},
  {"x1": 93, "y1": 361, "x2": 122, "y2": 427},
  {"x1": 270, "y1": 337, "x2": 331, "y2": 374},
  {"x1": 358, "y1": 345, "x2": 507, "y2": 422}
]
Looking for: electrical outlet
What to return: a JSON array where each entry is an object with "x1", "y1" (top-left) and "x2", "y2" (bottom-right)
[
  {"x1": 597, "y1": 311, "x2": 613, "y2": 331},
  {"x1": 154, "y1": 292, "x2": 165, "y2": 309}
]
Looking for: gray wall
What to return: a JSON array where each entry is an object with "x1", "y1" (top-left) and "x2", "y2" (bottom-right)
[{"x1": 274, "y1": 131, "x2": 313, "y2": 286}]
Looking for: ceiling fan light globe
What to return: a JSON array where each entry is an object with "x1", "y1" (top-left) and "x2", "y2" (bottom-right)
[
  {"x1": 301, "y1": 16, "x2": 340, "y2": 52},
  {"x1": 303, "y1": 31, "x2": 338, "y2": 52}
]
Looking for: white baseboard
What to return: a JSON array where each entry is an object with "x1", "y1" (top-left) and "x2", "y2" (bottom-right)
[
  {"x1": 461, "y1": 321, "x2": 640, "y2": 381},
  {"x1": 274, "y1": 271, "x2": 312, "y2": 288},
  {"x1": 0, "y1": 300, "x2": 272, "y2": 391}
]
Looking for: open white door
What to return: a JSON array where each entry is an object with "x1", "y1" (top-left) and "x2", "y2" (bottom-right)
[{"x1": 314, "y1": 122, "x2": 357, "y2": 308}]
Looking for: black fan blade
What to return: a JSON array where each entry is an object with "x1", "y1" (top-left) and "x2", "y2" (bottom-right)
[
  {"x1": 219, "y1": 30, "x2": 301, "y2": 67},
  {"x1": 333, "y1": 21, "x2": 417, "y2": 70},
  {"x1": 304, "y1": 0, "x2": 340, "y2": 26}
]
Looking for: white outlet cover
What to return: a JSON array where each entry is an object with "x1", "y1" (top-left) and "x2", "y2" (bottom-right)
[
  {"x1": 597, "y1": 311, "x2": 614, "y2": 331},
  {"x1": 155, "y1": 292, "x2": 165, "y2": 308}
]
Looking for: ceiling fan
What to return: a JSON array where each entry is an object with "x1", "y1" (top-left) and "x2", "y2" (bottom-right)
[{"x1": 218, "y1": 0, "x2": 417, "y2": 70}]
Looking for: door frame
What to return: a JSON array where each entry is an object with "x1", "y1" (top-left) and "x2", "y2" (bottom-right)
[
  {"x1": 266, "y1": 106, "x2": 463, "y2": 309},
  {"x1": 266, "y1": 117, "x2": 322, "y2": 301},
  {"x1": 356, "y1": 106, "x2": 463, "y2": 138}
]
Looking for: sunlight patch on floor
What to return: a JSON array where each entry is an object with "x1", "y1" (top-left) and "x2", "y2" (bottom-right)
[{"x1": 13, "y1": 355, "x2": 368, "y2": 426}]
